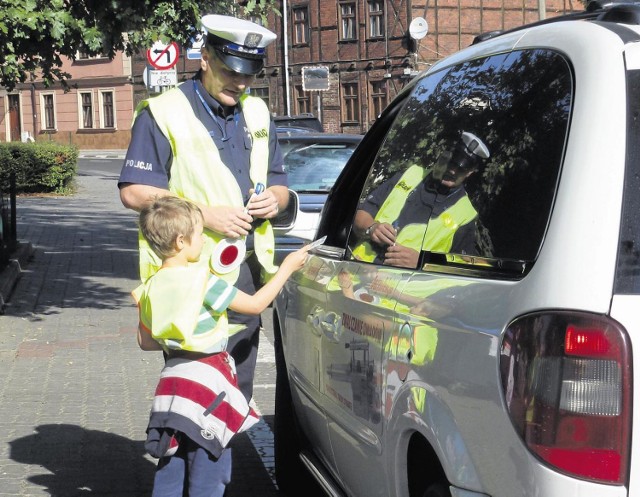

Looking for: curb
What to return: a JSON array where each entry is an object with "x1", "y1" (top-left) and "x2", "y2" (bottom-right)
[
  {"x1": 0, "y1": 241, "x2": 34, "y2": 313},
  {"x1": 79, "y1": 150, "x2": 126, "y2": 160}
]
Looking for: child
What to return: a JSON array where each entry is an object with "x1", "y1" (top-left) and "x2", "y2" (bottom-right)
[{"x1": 132, "y1": 195, "x2": 309, "y2": 497}]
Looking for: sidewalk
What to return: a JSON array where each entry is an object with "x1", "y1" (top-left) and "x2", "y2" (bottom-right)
[
  {"x1": 78, "y1": 150, "x2": 126, "y2": 160},
  {"x1": 0, "y1": 168, "x2": 281, "y2": 496}
]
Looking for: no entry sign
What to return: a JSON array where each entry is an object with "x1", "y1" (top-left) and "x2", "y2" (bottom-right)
[{"x1": 146, "y1": 41, "x2": 180, "y2": 70}]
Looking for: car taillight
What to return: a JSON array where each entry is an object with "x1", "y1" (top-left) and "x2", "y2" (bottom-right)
[{"x1": 500, "y1": 312, "x2": 632, "y2": 485}]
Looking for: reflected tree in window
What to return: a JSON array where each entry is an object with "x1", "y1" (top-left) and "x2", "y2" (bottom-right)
[{"x1": 358, "y1": 49, "x2": 572, "y2": 262}]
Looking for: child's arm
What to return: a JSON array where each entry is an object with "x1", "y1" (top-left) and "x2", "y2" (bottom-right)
[
  {"x1": 229, "y1": 245, "x2": 311, "y2": 315},
  {"x1": 137, "y1": 326, "x2": 163, "y2": 351}
]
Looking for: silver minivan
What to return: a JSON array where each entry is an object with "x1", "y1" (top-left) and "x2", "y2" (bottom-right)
[{"x1": 273, "y1": 2, "x2": 639, "y2": 496}]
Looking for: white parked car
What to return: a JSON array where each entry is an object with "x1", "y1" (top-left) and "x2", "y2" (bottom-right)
[{"x1": 273, "y1": 2, "x2": 640, "y2": 496}]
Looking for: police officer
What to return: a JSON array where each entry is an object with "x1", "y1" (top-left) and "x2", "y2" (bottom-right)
[
  {"x1": 118, "y1": 14, "x2": 288, "y2": 407},
  {"x1": 352, "y1": 131, "x2": 490, "y2": 268}
]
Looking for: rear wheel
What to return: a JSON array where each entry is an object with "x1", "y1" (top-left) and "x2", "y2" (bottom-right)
[{"x1": 273, "y1": 315, "x2": 324, "y2": 496}]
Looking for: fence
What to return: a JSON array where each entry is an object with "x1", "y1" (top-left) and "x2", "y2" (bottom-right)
[{"x1": 0, "y1": 172, "x2": 17, "y2": 271}]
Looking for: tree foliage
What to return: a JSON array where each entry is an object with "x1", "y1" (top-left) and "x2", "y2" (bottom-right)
[
  {"x1": 356, "y1": 49, "x2": 572, "y2": 260},
  {"x1": 0, "y1": 0, "x2": 279, "y2": 91}
]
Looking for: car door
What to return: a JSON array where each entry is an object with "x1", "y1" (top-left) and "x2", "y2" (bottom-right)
[
  {"x1": 310, "y1": 66, "x2": 455, "y2": 496},
  {"x1": 281, "y1": 253, "x2": 338, "y2": 472},
  {"x1": 317, "y1": 59, "x2": 475, "y2": 497},
  {"x1": 319, "y1": 260, "x2": 408, "y2": 497},
  {"x1": 286, "y1": 92, "x2": 411, "y2": 494},
  {"x1": 314, "y1": 47, "x2": 574, "y2": 496}
]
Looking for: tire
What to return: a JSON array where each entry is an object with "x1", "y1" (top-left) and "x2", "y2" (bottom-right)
[
  {"x1": 273, "y1": 316, "x2": 324, "y2": 497},
  {"x1": 422, "y1": 482, "x2": 452, "y2": 497}
]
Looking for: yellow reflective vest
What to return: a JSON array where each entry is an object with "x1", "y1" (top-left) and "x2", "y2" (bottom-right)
[
  {"x1": 353, "y1": 165, "x2": 477, "y2": 262},
  {"x1": 135, "y1": 86, "x2": 278, "y2": 283},
  {"x1": 132, "y1": 266, "x2": 239, "y2": 353}
]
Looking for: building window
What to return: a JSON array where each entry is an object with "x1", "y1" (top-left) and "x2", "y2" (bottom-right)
[
  {"x1": 99, "y1": 89, "x2": 115, "y2": 128},
  {"x1": 368, "y1": 1, "x2": 384, "y2": 38},
  {"x1": 76, "y1": 46, "x2": 107, "y2": 60},
  {"x1": 342, "y1": 82, "x2": 359, "y2": 123},
  {"x1": 250, "y1": 86, "x2": 270, "y2": 109},
  {"x1": 295, "y1": 85, "x2": 311, "y2": 115},
  {"x1": 79, "y1": 91, "x2": 94, "y2": 129},
  {"x1": 293, "y1": 6, "x2": 309, "y2": 45},
  {"x1": 370, "y1": 80, "x2": 388, "y2": 120},
  {"x1": 40, "y1": 93, "x2": 56, "y2": 130},
  {"x1": 339, "y1": 2, "x2": 357, "y2": 41}
]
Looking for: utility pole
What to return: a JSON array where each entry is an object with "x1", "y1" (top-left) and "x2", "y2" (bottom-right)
[
  {"x1": 539, "y1": 0, "x2": 547, "y2": 20},
  {"x1": 282, "y1": 0, "x2": 291, "y2": 115}
]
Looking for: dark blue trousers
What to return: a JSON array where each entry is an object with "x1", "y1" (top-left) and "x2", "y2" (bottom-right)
[{"x1": 152, "y1": 438, "x2": 232, "y2": 497}]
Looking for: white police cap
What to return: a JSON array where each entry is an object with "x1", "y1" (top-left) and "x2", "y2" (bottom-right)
[{"x1": 201, "y1": 14, "x2": 276, "y2": 75}]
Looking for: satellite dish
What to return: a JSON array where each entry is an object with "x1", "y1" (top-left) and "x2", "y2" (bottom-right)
[{"x1": 409, "y1": 17, "x2": 428, "y2": 40}]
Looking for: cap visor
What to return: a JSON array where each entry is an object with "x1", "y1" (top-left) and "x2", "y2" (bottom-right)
[{"x1": 216, "y1": 51, "x2": 264, "y2": 75}]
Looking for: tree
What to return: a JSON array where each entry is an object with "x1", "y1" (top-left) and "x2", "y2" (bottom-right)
[{"x1": 0, "y1": 0, "x2": 279, "y2": 91}]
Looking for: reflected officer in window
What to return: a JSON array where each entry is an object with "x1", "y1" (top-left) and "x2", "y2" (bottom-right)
[{"x1": 352, "y1": 131, "x2": 490, "y2": 268}]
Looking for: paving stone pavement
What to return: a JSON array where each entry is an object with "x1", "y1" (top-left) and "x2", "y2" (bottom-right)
[{"x1": 0, "y1": 166, "x2": 283, "y2": 496}]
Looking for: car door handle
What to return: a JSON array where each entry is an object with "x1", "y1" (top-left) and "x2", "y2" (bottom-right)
[
  {"x1": 320, "y1": 311, "x2": 341, "y2": 342},
  {"x1": 397, "y1": 322, "x2": 415, "y2": 363},
  {"x1": 307, "y1": 307, "x2": 341, "y2": 341},
  {"x1": 307, "y1": 306, "x2": 324, "y2": 336}
]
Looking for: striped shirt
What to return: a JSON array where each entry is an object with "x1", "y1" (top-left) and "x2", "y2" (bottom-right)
[{"x1": 146, "y1": 352, "x2": 259, "y2": 459}]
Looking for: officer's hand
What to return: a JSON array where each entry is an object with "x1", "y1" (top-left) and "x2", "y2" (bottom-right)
[
  {"x1": 337, "y1": 269, "x2": 356, "y2": 299},
  {"x1": 370, "y1": 222, "x2": 397, "y2": 246},
  {"x1": 410, "y1": 299, "x2": 454, "y2": 319},
  {"x1": 247, "y1": 188, "x2": 280, "y2": 219},
  {"x1": 204, "y1": 205, "x2": 253, "y2": 238},
  {"x1": 383, "y1": 244, "x2": 419, "y2": 269}
]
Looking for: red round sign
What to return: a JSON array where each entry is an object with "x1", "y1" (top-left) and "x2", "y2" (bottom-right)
[
  {"x1": 146, "y1": 41, "x2": 180, "y2": 70},
  {"x1": 211, "y1": 238, "x2": 246, "y2": 274},
  {"x1": 219, "y1": 245, "x2": 239, "y2": 266}
]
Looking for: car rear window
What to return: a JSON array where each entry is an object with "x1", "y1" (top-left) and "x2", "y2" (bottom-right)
[
  {"x1": 347, "y1": 48, "x2": 573, "y2": 276},
  {"x1": 282, "y1": 141, "x2": 360, "y2": 192}
]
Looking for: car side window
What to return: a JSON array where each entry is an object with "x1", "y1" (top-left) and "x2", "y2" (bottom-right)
[
  {"x1": 347, "y1": 49, "x2": 572, "y2": 275},
  {"x1": 283, "y1": 142, "x2": 359, "y2": 192}
]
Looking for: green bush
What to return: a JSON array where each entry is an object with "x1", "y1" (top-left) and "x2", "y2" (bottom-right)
[{"x1": 0, "y1": 142, "x2": 78, "y2": 194}]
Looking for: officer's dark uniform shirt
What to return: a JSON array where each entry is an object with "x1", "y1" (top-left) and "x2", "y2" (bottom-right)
[
  {"x1": 358, "y1": 170, "x2": 477, "y2": 263},
  {"x1": 118, "y1": 77, "x2": 287, "y2": 206}
]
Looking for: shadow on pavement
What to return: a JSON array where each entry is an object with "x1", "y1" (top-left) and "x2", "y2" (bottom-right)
[
  {"x1": 9, "y1": 424, "x2": 155, "y2": 496},
  {"x1": 6, "y1": 199, "x2": 140, "y2": 319}
]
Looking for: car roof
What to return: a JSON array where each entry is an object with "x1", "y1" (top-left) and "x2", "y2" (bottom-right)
[
  {"x1": 273, "y1": 114, "x2": 324, "y2": 132},
  {"x1": 277, "y1": 133, "x2": 363, "y2": 143},
  {"x1": 276, "y1": 127, "x2": 322, "y2": 136},
  {"x1": 472, "y1": 0, "x2": 640, "y2": 44}
]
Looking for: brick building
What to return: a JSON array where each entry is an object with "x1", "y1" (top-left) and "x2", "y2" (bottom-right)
[
  {"x1": 0, "y1": 51, "x2": 135, "y2": 148},
  {"x1": 1, "y1": 0, "x2": 581, "y2": 148},
  {"x1": 253, "y1": 0, "x2": 581, "y2": 134}
]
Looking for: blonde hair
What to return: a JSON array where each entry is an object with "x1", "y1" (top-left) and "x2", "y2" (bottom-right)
[{"x1": 139, "y1": 196, "x2": 204, "y2": 260}]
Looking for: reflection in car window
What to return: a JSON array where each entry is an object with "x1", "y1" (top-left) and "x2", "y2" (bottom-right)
[
  {"x1": 283, "y1": 143, "x2": 359, "y2": 193},
  {"x1": 348, "y1": 49, "x2": 572, "y2": 273}
]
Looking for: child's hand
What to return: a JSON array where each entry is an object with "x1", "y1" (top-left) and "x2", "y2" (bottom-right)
[{"x1": 281, "y1": 245, "x2": 311, "y2": 273}]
